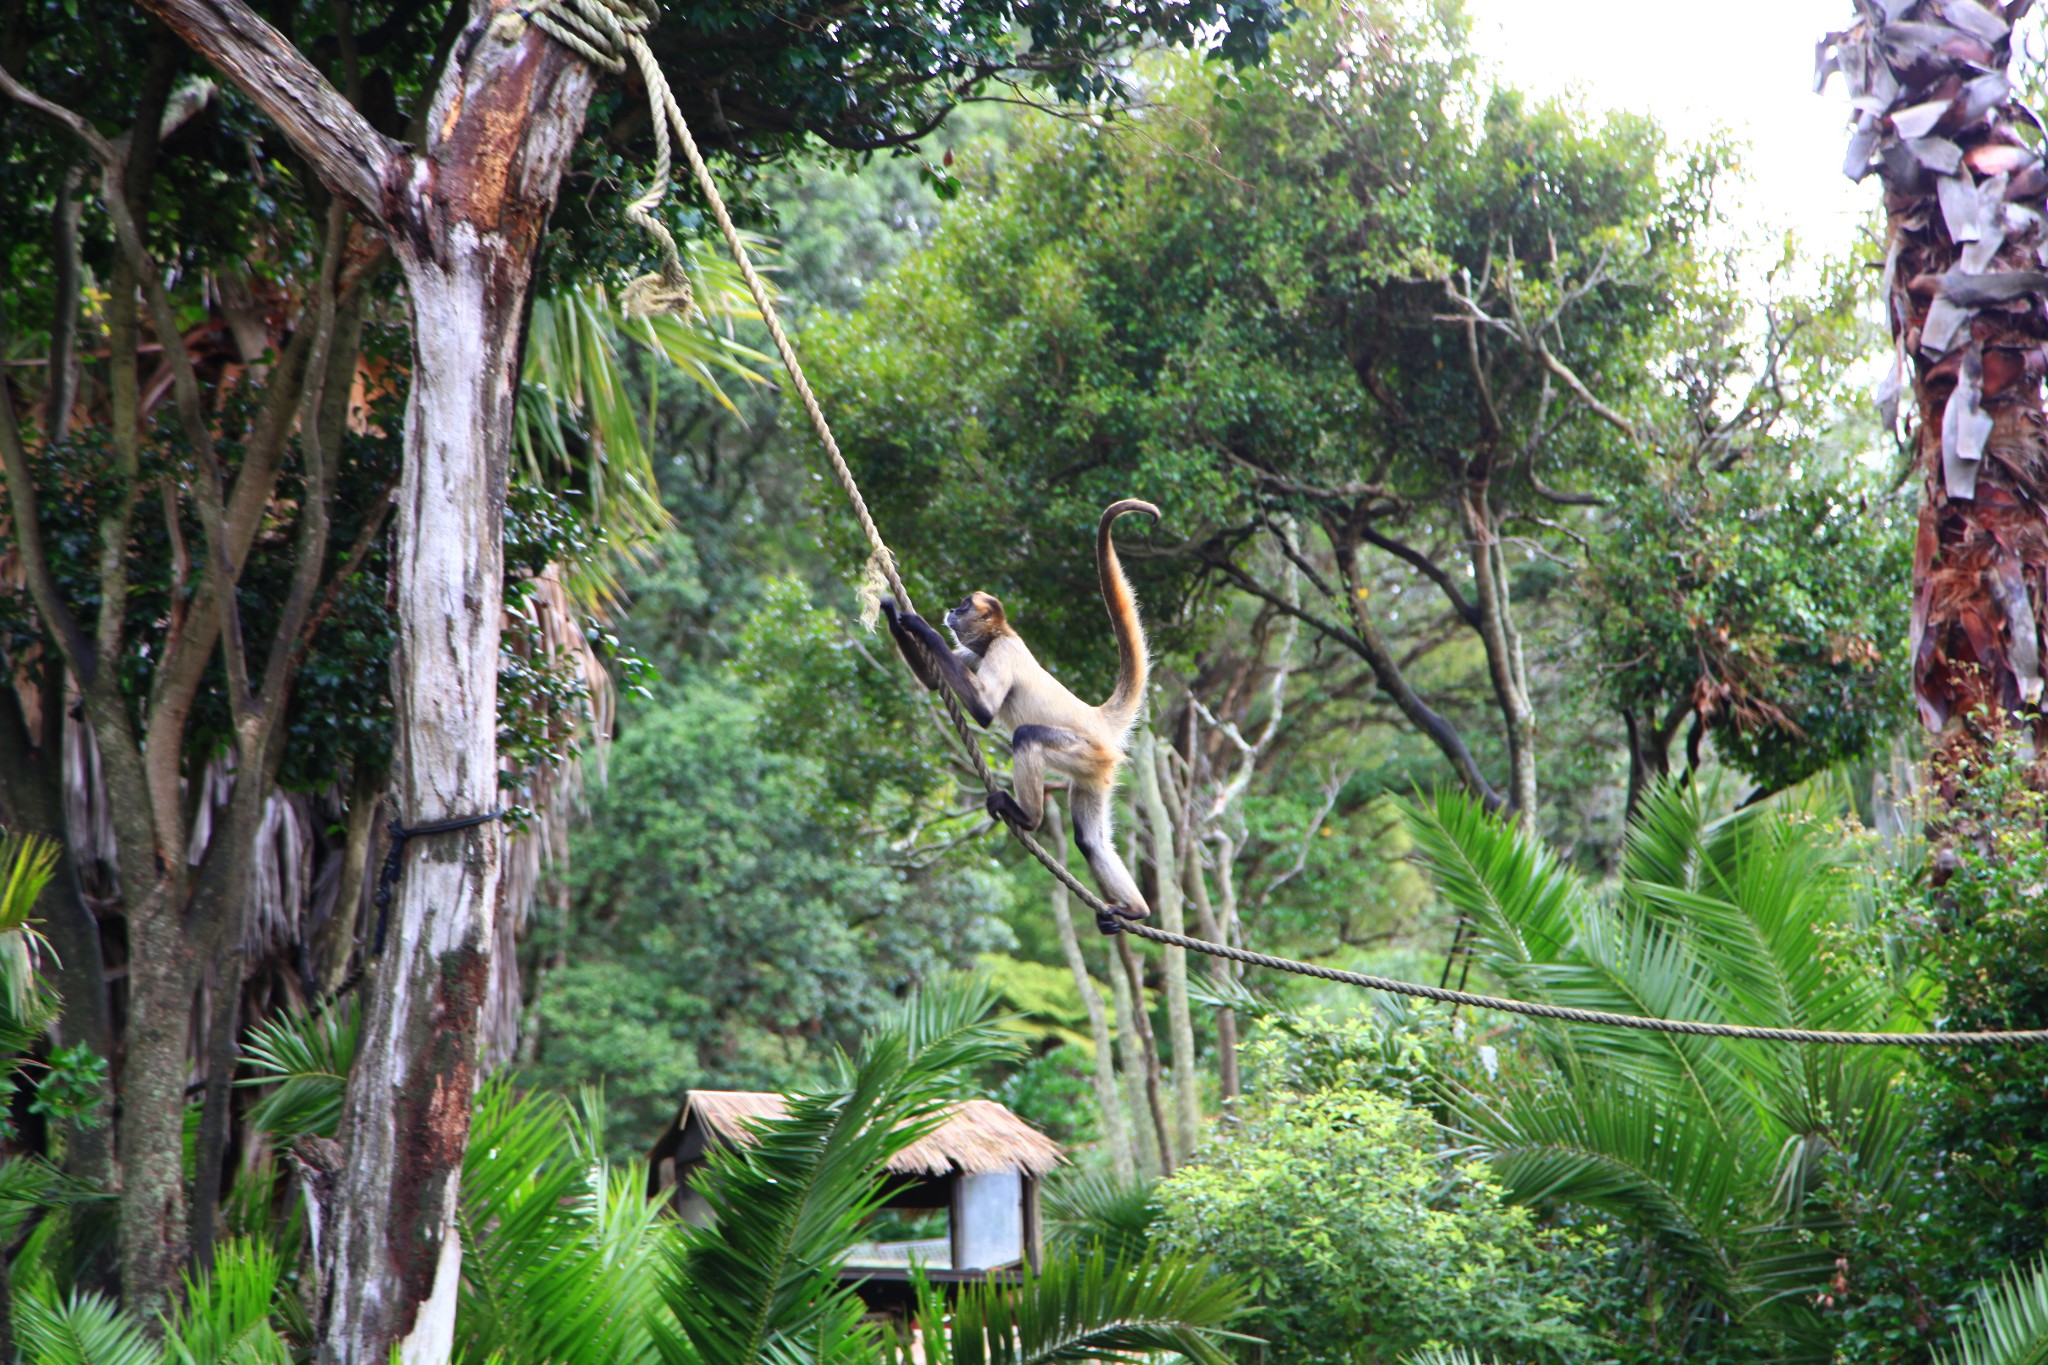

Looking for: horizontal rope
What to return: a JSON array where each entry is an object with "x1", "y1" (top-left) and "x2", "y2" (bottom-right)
[
  {"x1": 1121, "y1": 923, "x2": 2048, "y2": 1047},
  {"x1": 530, "y1": 7, "x2": 2048, "y2": 1053}
]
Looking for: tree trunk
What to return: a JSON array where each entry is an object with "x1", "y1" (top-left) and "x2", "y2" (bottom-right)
[
  {"x1": 1462, "y1": 487, "x2": 1538, "y2": 823},
  {"x1": 120, "y1": 882, "x2": 198, "y2": 1316},
  {"x1": 1042, "y1": 802, "x2": 1137, "y2": 1182},
  {"x1": 1105, "y1": 933, "x2": 1163, "y2": 1177},
  {"x1": 1114, "y1": 932, "x2": 1175, "y2": 1176},
  {"x1": 1821, "y1": 3, "x2": 2048, "y2": 785},
  {"x1": 130, "y1": 0, "x2": 600, "y2": 1352},
  {"x1": 1183, "y1": 838, "x2": 1238, "y2": 1109},
  {"x1": 318, "y1": 22, "x2": 595, "y2": 1363},
  {"x1": 1133, "y1": 730, "x2": 1201, "y2": 1159}
]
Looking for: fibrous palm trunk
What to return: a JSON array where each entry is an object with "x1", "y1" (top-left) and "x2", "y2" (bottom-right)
[{"x1": 1821, "y1": 0, "x2": 2048, "y2": 786}]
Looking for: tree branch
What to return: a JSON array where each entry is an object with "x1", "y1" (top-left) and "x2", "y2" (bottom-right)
[
  {"x1": 0, "y1": 370, "x2": 94, "y2": 677},
  {"x1": 1355, "y1": 522, "x2": 1480, "y2": 626},
  {"x1": 1207, "y1": 553, "x2": 1503, "y2": 809},
  {"x1": 47, "y1": 163, "x2": 85, "y2": 442},
  {"x1": 131, "y1": 0, "x2": 395, "y2": 218},
  {"x1": 1539, "y1": 342, "x2": 1636, "y2": 442},
  {"x1": 255, "y1": 203, "x2": 352, "y2": 727}
]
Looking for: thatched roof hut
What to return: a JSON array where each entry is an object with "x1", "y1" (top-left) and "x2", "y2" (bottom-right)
[
  {"x1": 664, "y1": 1091, "x2": 1062, "y2": 1179},
  {"x1": 646, "y1": 1089, "x2": 1062, "y2": 1297}
]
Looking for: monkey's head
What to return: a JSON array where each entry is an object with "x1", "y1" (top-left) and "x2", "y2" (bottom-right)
[{"x1": 943, "y1": 592, "x2": 1010, "y2": 653}]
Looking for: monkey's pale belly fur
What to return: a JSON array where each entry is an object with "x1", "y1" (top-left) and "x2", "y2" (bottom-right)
[{"x1": 981, "y1": 645, "x2": 1125, "y2": 782}]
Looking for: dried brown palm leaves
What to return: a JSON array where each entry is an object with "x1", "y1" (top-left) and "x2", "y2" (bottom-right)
[{"x1": 1820, "y1": 0, "x2": 2048, "y2": 785}]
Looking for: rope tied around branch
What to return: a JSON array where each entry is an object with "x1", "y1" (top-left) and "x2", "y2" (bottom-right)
[
  {"x1": 525, "y1": 0, "x2": 692, "y2": 319},
  {"x1": 527, "y1": 4, "x2": 2048, "y2": 1050}
]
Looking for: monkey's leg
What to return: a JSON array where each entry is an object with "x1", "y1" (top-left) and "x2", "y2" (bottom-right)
[
  {"x1": 1067, "y1": 780, "x2": 1149, "y2": 921},
  {"x1": 992, "y1": 724, "x2": 1081, "y2": 832}
]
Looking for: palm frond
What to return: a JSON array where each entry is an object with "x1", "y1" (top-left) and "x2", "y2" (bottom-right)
[
  {"x1": 0, "y1": 830, "x2": 59, "y2": 1027},
  {"x1": 1400, "y1": 1351, "x2": 1510, "y2": 1365},
  {"x1": 163, "y1": 1237, "x2": 292, "y2": 1365},
  {"x1": 455, "y1": 1078, "x2": 662, "y2": 1365},
  {"x1": 517, "y1": 258, "x2": 774, "y2": 613},
  {"x1": 1402, "y1": 790, "x2": 1585, "y2": 976},
  {"x1": 1620, "y1": 780, "x2": 1711, "y2": 890},
  {"x1": 889, "y1": 970, "x2": 1030, "y2": 1079},
  {"x1": 0, "y1": 1155, "x2": 110, "y2": 1249},
  {"x1": 1455, "y1": 1077, "x2": 1763, "y2": 1289},
  {"x1": 755, "y1": 1295, "x2": 885, "y2": 1365},
  {"x1": 1631, "y1": 810, "x2": 1883, "y2": 1035},
  {"x1": 239, "y1": 1002, "x2": 358, "y2": 1141},
  {"x1": 1042, "y1": 1170, "x2": 1159, "y2": 1261},
  {"x1": 943, "y1": 1250, "x2": 1253, "y2": 1365},
  {"x1": 15, "y1": 1286, "x2": 162, "y2": 1365},
  {"x1": 1938, "y1": 1256, "x2": 2048, "y2": 1365}
]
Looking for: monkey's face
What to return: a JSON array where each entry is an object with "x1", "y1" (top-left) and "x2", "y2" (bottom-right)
[{"x1": 943, "y1": 592, "x2": 1008, "y2": 652}]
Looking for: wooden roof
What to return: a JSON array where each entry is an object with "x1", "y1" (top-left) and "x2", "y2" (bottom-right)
[{"x1": 668, "y1": 1090, "x2": 1062, "y2": 1178}]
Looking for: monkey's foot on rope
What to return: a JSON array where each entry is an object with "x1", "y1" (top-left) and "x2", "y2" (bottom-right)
[
  {"x1": 986, "y1": 790, "x2": 1039, "y2": 831},
  {"x1": 1094, "y1": 905, "x2": 1147, "y2": 936}
]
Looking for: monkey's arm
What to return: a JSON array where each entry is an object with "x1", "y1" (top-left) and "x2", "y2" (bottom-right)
[
  {"x1": 881, "y1": 598, "x2": 948, "y2": 692},
  {"x1": 881, "y1": 601, "x2": 1000, "y2": 726}
]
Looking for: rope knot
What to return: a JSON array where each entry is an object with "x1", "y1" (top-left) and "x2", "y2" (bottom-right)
[
  {"x1": 621, "y1": 267, "x2": 695, "y2": 320},
  {"x1": 527, "y1": 0, "x2": 699, "y2": 317}
]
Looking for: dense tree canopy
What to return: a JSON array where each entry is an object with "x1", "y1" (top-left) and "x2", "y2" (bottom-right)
[{"x1": 808, "y1": 0, "x2": 1907, "y2": 824}]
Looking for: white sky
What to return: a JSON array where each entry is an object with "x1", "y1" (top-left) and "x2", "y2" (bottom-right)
[{"x1": 1463, "y1": 0, "x2": 1874, "y2": 258}]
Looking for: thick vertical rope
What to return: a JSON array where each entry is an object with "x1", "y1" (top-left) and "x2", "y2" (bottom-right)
[{"x1": 524, "y1": 3, "x2": 2048, "y2": 1048}]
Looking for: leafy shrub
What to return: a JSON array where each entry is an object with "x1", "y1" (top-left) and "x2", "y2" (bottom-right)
[{"x1": 1156, "y1": 1087, "x2": 1614, "y2": 1365}]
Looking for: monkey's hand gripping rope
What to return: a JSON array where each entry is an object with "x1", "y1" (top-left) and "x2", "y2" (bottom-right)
[{"x1": 525, "y1": 0, "x2": 2048, "y2": 1051}]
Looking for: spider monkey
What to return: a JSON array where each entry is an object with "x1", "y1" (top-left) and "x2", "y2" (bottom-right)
[{"x1": 882, "y1": 499, "x2": 1161, "y2": 921}]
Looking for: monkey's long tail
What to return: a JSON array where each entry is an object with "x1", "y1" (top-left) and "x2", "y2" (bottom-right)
[{"x1": 1098, "y1": 498, "x2": 1160, "y2": 730}]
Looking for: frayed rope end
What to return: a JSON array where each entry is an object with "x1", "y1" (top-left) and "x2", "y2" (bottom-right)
[{"x1": 855, "y1": 550, "x2": 896, "y2": 632}]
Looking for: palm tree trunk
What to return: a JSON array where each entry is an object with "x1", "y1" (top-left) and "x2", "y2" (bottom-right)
[{"x1": 1822, "y1": 1, "x2": 2048, "y2": 784}]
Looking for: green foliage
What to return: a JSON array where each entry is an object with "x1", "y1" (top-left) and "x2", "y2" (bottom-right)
[
  {"x1": 1885, "y1": 736, "x2": 2048, "y2": 1318},
  {"x1": 1158, "y1": 1086, "x2": 1611, "y2": 1365},
  {"x1": 527, "y1": 684, "x2": 1009, "y2": 1153},
  {"x1": 1586, "y1": 451, "x2": 1911, "y2": 793},
  {"x1": 734, "y1": 575, "x2": 965, "y2": 834},
  {"x1": 239, "y1": 1002, "x2": 358, "y2": 1142},
  {"x1": 1937, "y1": 1257, "x2": 2048, "y2": 1365},
  {"x1": 904, "y1": 1249, "x2": 1253, "y2": 1365},
  {"x1": 805, "y1": 0, "x2": 1709, "y2": 694},
  {"x1": 998, "y1": 1045, "x2": 1101, "y2": 1147},
  {"x1": 31, "y1": 1044, "x2": 111, "y2": 1132}
]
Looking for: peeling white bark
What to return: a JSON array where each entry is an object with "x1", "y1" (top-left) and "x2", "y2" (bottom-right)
[{"x1": 314, "y1": 15, "x2": 596, "y2": 1364}]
